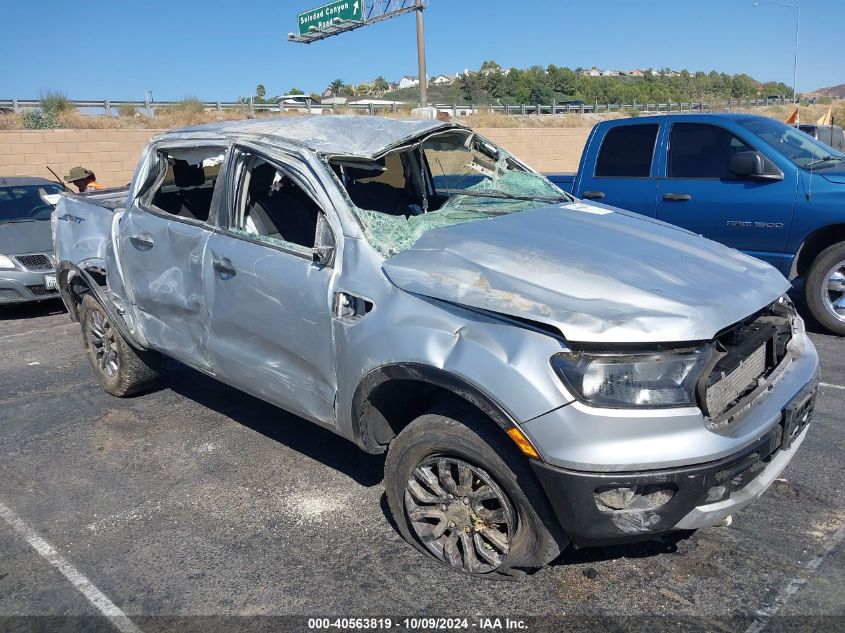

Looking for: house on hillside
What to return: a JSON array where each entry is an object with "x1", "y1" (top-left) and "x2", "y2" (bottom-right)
[
  {"x1": 601, "y1": 69, "x2": 620, "y2": 77},
  {"x1": 582, "y1": 67, "x2": 601, "y2": 77},
  {"x1": 626, "y1": 69, "x2": 644, "y2": 77},
  {"x1": 431, "y1": 74, "x2": 456, "y2": 86},
  {"x1": 399, "y1": 75, "x2": 427, "y2": 89}
]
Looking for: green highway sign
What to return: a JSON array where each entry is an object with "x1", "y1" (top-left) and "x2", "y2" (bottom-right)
[{"x1": 298, "y1": 0, "x2": 365, "y2": 36}]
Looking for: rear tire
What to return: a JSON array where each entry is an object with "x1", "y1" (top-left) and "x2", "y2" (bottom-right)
[
  {"x1": 80, "y1": 294, "x2": 160, "y2": 396},
  {"x1": 805, "y1": 242, "x2": 845, "y2": 336},
  {"x1": 384, "y1": 402, "x2": 567, "y2": 578}
]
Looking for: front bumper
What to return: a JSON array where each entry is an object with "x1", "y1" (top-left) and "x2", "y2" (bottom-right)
[
  {"x1": 530, "y1": 378, "x2": 818, "y2": 544},
  {"x1": 0, "y1": 270, "x2": 60, "y2": 304},
  {"x1": 522, "y1": 326, "x2": 818, "y2": 472}
]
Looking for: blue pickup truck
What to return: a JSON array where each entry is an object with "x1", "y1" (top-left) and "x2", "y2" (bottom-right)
[{"x1": 548, "y1": 113, "x2": 845, "y2": 335}]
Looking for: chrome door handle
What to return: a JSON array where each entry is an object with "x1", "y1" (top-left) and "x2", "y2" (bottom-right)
[{"x1": 129, "y1": 234, "x2": 154, "y2": 250}]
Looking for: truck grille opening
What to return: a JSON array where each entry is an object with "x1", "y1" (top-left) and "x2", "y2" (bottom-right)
[
  {"x1": 15, "y1": 254, "x2": 53, "y2": 272},
  {"x1": 700, "y1": 301, "x2": 794, "y2": 420},
  {"x1": 0, "y1": 288, "x2": 22, "y2": 299},
  {"x1": 705, "y1": 344, "x2": 767, "y2": 416}
]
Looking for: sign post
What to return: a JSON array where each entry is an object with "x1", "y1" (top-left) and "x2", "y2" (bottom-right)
[
  {"x1": 415, "y1": 0, "x2": 427, "y2": 107},
  {"x1": 290, "y1": 1, "x2": 429, "y2": 109}
]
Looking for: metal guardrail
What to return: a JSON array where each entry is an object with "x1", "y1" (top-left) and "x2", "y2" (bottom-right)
[{"x1": 0, "y1": 97, "x2": 798, "y2": 117}]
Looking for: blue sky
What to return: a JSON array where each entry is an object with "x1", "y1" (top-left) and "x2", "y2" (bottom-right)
[{"x1": 0, "y1": 0, "x2": 841, "y2": 100}]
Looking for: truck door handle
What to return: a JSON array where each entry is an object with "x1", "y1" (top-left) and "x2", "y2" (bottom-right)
[
  {"x1": 129, "y1": 234, "x2": 154, "y2": 250},
  {"x1": 663, "y1": 193, "x2": 692, "y2": 202},
  {"x1": 582, "y1": 191, "x2": 605, "y2": 200},
  {"x1": 212, "y1": 257, "x2": 236, "y2": 279}
]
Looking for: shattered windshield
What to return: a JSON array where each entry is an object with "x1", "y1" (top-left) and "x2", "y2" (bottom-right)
[{"x1": 332, "y1": 130, "x2": 570, "y2": 257}]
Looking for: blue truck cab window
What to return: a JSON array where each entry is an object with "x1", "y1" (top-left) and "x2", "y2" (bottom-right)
[
  {"x1": 595, "y1": 124, "x2": 658, "y2": 178},
  {"x1": 668, "y1": 123, "x2": 752, "y2": 179},
  {"x1": 576, "y1": 123, "x2": 660, "y2": 217}
]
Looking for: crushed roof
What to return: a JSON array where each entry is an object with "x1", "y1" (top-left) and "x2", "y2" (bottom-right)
[{"x1": 166, "y1": 115, "x2": 456, "y2": 158}]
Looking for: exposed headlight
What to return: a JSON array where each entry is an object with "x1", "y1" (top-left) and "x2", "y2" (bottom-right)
[
  {"x1": 551, "y1": 348, "x2": 712, "y2": 408},
  {"x1": 0, "y1": 255, "x2": 16, "y2": 270}
]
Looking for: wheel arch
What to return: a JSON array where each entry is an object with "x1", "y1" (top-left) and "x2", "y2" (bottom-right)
[
  {"x1": 56, "y1": 261, "x2": 143, "y2": 349},
  {"x1": 351, "y1": 363, "x2": 522, "y2": 455},
  {"x1": 792, "y1": 224, "x2": 845, "y2": 279}
]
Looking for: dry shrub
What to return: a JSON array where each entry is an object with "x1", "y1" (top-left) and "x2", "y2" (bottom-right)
[
  {"x1": 0, "y1": 113, "x2": 20, "y2": 130},
  {"x1": 40, "y1": 90, "x2": 74, "y2": 113},
  {"x1": 118, "y1": 104, "x2": 138, "y2": 117},
  {"x1": 1, "y1": 100, "x2": 841, "y2": 131},
  {"x1": 460, "y1": 112, "x2": 620, "y2": 128},
  {"x1": 59, "y1": 110, "x2": 125, "y2": 129}
]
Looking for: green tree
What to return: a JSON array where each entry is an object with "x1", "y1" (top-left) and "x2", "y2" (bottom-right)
[
  {"x1": 459, "y1": 72, "x2": 484, "y2": 102},
  {"x1": 372, "y1": 76, "x2": 390, "y2": 92},
  {"x1": 255, "y1": 84, "x2": 266, "y2": 103},
  {"x1": 329, "y1": 79, "x2": 345, "y2": 96},
  {"x1": 288, "y1": 87, "x2": 305, "y2": 95}
]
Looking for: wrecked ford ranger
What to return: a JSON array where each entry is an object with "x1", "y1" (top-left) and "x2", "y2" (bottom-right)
[{"x1": 54, "y1": 116, "x2": 819, "y2": 578}]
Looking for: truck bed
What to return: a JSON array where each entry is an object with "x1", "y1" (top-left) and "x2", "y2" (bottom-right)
[
  {"x1": 52, "y1": 186, "x2": 130, "y2": 272},
  {"x1": 545, "y1": 172, "x2": 576, "y2": 193}
]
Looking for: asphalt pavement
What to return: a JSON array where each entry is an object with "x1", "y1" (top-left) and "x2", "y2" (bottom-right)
[{"x1": 0, "y1": 298, "x2": 843, "y2": 633}]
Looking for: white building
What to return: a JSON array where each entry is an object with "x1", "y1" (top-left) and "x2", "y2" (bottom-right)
[{"x1": 398, "y1": 75, "x2": 425, "y2": 89}]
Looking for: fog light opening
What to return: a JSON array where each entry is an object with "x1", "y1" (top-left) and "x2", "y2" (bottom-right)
[
  {"x1": 595, "y1": 487, "x2": 637, "y2": 510},
  {"x1": 705, "y1": 484, "x2": 728, "y2": 503},
  {"x1": 594, "y1": 484, "x2": 675, "y2": 512}
]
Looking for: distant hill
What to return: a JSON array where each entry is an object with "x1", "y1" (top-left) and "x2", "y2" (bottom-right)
[
  {"x1": 380, "y1": 65, "x2": 792, "y2": 106},
  {"x1": 814, "y1": 84, "x2": 845, "y2": 98}
]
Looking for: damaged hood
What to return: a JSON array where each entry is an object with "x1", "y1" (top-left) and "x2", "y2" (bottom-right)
[
  {"x1": 382, "y1": 203, "x2": 790, "y2": 344},
  {"x1": 0, "y1": 219, "x2": 52, "y2": 256}
]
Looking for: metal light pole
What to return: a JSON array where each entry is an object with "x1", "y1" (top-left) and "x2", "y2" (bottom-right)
[
  {"x1": 415, "y1": 0, "x2": 428, "y2": 107},
  {"x1": 754, "y1": 1, "x2": 800, "y2": 123}
]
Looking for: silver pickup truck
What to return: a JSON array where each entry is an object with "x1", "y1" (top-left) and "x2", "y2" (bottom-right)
[{"x1": 54, "y1": 116, "x2": 819, "y2": 578}]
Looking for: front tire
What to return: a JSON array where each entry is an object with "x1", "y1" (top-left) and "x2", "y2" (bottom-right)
[
  {"x1": 80, "y1": 294, "x2": 160, "y2": 396},
  {"x1": 805, "y1": 242, "x2": 845, "y2": 336},
  {"x1": 384, "y1": 403, "x2": 566, "y2": 578}
]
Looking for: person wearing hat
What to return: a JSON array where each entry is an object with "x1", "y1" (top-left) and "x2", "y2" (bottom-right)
[{"x1": 64, "y1": 166, "x2": 103, "y2": 193}]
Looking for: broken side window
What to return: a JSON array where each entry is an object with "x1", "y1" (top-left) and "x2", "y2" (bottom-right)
[
  {"x1": 229, "y1": 153, "x2": 322, "y2": 255},
  {"x1": 147, "y1": 147, "x2": 225, "y2": 222}
]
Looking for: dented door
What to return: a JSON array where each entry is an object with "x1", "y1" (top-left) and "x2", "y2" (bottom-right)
[
  {"x1": 120, "y1": 205, "x2": 214, "y2": 371},
  {"x1": 203, "y1": 233, "x2": 336, "y2": 425}
]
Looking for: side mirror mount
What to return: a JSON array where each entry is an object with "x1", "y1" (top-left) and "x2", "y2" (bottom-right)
[
  {"x1": 312, "y1": 213, "x2": 336, "y2": 267},
  {"x1": 729, "y1": 151, "x2": 783, "y2": 181},
  {"x1": 312, "y1": 245, "x2": 334, "y2": 267}
]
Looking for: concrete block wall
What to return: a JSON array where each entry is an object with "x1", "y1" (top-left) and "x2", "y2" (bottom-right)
[
  {"x1": 478, "y1": 127, "x2": 591, "y2": 174},
  {"x1": 0, "y1": 129, "x2": 165, "y2": 188},
  {"x1": 0, "y1": 126, "x2": 590, "y2": 187}
]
